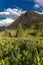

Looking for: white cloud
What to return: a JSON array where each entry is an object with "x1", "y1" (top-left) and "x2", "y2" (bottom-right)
[
  {"x1": 0, "y1": 8, "x2": 26, "y2": 26},
  {"x1": 35, "y1": 0, "x2": 43, "y2": 5},
  {"x1": 34, "y1": 0, "x2": 43, "y2": 7},
  {"x1": 0, "y1": 18, "x2": 14, "y2": 26},
  {"x1": 34, "y1": 4, "x2": 40, "y2": 8},
  {"x1": 35, "y1": 11, "x2": 43, "y2": 14}
]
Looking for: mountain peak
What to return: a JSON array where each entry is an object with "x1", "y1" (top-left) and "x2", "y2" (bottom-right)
[{"x1": 5, "y1": 10, "x2": 43, "y2": 29}]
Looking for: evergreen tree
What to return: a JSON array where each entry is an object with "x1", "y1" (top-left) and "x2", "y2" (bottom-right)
[{"x1": 16, "y1": 23, "x2": 24, "y2": 37}]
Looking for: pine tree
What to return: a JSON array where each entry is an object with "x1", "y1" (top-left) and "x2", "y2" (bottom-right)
[{"x1": 16, "y1": 23, "x2": 24, "y2": 37}]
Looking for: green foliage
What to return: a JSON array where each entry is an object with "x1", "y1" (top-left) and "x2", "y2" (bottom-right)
[
  {"x1": 0, "y1": 39, "x2": 43, "y2": 65},
  {"x1": 29, "y1": 31, "x2": 37, "y2": 36},
  {"x1": 16, "y1": 23, "x2": 24, "y2": 37}
]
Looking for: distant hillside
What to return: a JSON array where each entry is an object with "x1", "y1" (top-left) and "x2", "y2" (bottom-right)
[{"x1": 7, "y1": 10, "x2": 43, "y2": 29}]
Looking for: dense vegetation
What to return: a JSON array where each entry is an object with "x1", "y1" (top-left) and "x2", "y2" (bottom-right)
[{"x1": 0, "y1": 38, "x2": 43, "y2": 65}]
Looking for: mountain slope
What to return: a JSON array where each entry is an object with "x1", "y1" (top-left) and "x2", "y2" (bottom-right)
[
  {"x1": 7, "y1": 10, "x2": 43, "y2": 29},
  {"x1": 0, "y1": 10, "x2": 43, "y2": 37}
]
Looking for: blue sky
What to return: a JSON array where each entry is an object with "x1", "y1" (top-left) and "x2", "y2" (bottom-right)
[
  {"x1": 0, "y1": 0, "x2": 43, "y2": 11},
  {"x1": 0, "y1": 0, "x2": 42, "y2": 11},
  {"x1": 0, "y1": 0, "x2": 43, "y2": 26},
  {"x1": 0, "y1": 0, "x2": 34, "y2": 11}
]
